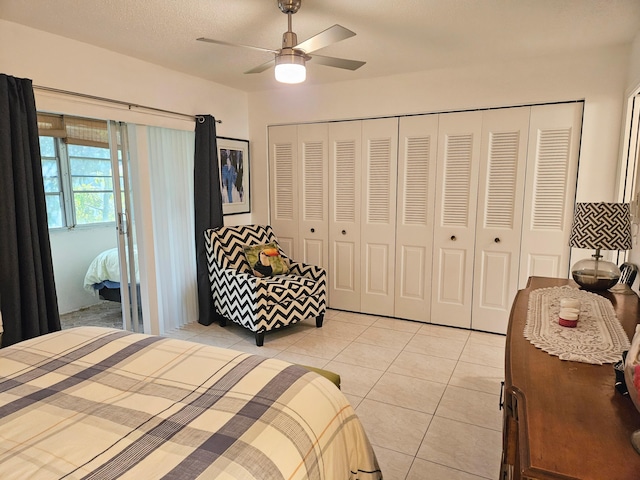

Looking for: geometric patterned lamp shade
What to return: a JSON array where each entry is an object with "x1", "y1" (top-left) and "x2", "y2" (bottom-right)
[{"x1": 569, "y1": 202, "x2": 632, "y2": 251}]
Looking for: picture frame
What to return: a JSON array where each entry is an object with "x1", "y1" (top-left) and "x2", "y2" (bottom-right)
[{"x1": 218, "y1": 137, "x2": 250, "y2": 215}]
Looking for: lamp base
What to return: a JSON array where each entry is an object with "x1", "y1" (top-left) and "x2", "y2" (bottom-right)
[
  {"x1": 608, "y1": 283, "x2": 637, "y2": 295},
  {"x1": 571, "y1": 258, "x2": 620, "y2": 291}
]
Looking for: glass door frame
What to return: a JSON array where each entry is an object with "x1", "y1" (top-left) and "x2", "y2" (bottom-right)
[{"x1": 108, "y1": 121, "x2": 141, "y2": 332}]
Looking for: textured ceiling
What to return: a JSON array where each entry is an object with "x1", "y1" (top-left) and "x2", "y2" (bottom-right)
[{"x1": 1, "y1": 0, "x2": 639, "y2": 92}]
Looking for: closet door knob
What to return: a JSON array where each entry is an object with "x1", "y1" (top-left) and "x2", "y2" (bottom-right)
[
  {"x1": 450, "y1": 235, "x2": 456, "y2": 241},
  {"x1": 310, "y1": 228, "x2": 315, "y2": 233},
  {"x1": 494, "y1": 237, "x2": 501, "y2": 243},
  {"x1": 342, "y1": 230, "x2": 347, "y2": 235}
]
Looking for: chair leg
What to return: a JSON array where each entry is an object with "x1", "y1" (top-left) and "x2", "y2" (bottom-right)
[
  {"x1": 316, "y1": 314, "x2": 324, "y2": 328},
  {"x1": 218, "y1": 316, "x2": 227, "y2": 327},
  {"x1": 255, "y1": 330, "x2": 265, "y2": 347}
]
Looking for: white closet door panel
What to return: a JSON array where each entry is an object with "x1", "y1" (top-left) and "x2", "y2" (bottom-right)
[
  {"x1": 472, "y1": 107, "x2": 530, "y2": 334},
  {"x1": 398, "y1": 245, "x2": 427, "y2": 298},
  {"x1": 334, "y1": 240, "x2": 357, "y2": 290},
  {"x1": 478, "y1": 251, "x2": 512, "y2": 304},
  {"x1": 526, "y1": 254, "x2": 561, "y2": 278},
  {"x1": 365, "y1": 243, "x2": 390, "y2": 292},
  {"x1": 329, "y1": 121, "x2": 362, "y2": 311},
  {"x1": 438, "y1": 248, "x2": 467, "y2": 303},
  {"x1": 361, "y1": 117, "x2": 398, "y2": 315},
  {"x1": 277, "y1": 237, "x2": 296, "y2": 257},
  {"x1": 298, "y1": 123, "x2": 329, "y2": 270},
  {"x1": 519, "y1": 102, "x2": 583, "y2": 287},
  {"x1": 268, "y1": 125, "x2": 298, "y2": 258},
  {"x1": 303, "y1": 238, "x2": 324, "y2": 267},
  {"x1": 431, "y1": 111, "x2": 482, "y2": 328},
  {"x1": 395, "y1": 114, "x2": 438, "y2": 322}
]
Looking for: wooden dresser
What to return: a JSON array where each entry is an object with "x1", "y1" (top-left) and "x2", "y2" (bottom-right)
[{"x1": 501, "y1": 276, "x2": 640, "y2": 480}]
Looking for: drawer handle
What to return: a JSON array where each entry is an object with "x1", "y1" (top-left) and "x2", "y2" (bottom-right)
[
  {"x1": 450, "y1": 235, "x2": 457, "y2": 241},
  {"x1": 311, "y1": 228, "x2": 315, "y2": 233},
  {"x1": 342, "y1": 230, "x2": 346, "y2": 235},
  {"x1": 495, "y1": 237, "x2": 501, "y2": 243}
]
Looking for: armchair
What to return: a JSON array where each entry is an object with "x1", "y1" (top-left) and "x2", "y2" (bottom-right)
[{"x1": 205, "y1": 225, "x2": 326, "y2": 346}]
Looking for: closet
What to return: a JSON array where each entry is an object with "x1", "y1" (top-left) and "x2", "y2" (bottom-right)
[
  {"x1": 394, "y1": 114, "x2": 439, "y2": 322},
  {"x1": 430, "y1": 107, "x2": 530, "y2": 332},
  {"x1": 268, "y1": 123, "x2": 329, "y2": 266},
  {"x1": 268, "y1": 102, "x2": 582, "y2": 334},
  {"x1": 330, "y1": 118, "x2": 399, "y2": 315}
]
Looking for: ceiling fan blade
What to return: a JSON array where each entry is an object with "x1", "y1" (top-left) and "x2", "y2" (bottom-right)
[
  {"x1": 245, "y1": 58, "x2": 276, "y2": 74},
  {"x1": 197, "y1": 37, "x2": 278, "y2": 54},
  {"x1": 295, "y1": 24, "x2": 356, "y2": 54},
  {"x1": 309, "y1": 54, "x2": 366, "y2": 71}
]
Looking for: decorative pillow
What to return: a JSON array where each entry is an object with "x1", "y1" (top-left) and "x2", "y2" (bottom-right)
[{"x1": 243, "y1": 243, "x2": 289, "y2": 277}]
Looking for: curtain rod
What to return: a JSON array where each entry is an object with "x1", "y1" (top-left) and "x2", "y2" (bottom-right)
[{"x1": 32, "y1": 85, "x2": 221, "y2": 124}]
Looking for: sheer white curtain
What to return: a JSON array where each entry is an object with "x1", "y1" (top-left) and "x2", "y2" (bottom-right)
[{"x1": 147, "y1": 126, "x2": 198, "y2": 333}]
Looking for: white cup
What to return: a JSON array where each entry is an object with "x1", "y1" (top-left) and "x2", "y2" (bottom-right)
[{"x1": 559, "y1": 298, "x2": 580, "y2": 327}]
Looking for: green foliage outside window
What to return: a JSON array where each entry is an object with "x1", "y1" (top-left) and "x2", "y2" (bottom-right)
[
  {"x1": 68, "y1": 145, "x2": 115, "y2": 224},
  {"x1": 39, "y1": 138, "x2": 118, "y2": 228}
]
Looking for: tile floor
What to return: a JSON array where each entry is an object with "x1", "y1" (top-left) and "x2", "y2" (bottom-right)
[{"x1": 162, "y1": 309, "x2": 507, "y2": 480}]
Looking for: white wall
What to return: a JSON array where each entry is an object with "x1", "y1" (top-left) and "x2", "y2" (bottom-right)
[
  {"x1": 622, "y1": 32, "x2": 640, "y2": 275},
  {"x1": 627, "y1": 32, "x2": 640, "y2": 93},
  {"x1": 0, "y1": 21, "x2": 249, "y2": 135},
  {"x1": 248, "y1": 45, "x2": 631, "y2": 225},
  {"x1": 49, "y1": 225, "x2": 117, "y2": 313},
  {"x1": 1, "y1": 19, "x2": 251, "y2": 313}
]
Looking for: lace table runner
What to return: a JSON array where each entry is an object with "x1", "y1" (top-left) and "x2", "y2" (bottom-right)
[{"x1": 524, "y1": 286, "x2": 630, "y2": 364}]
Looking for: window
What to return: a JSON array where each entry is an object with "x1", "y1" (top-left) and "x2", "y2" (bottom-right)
[
  {"x1": 39, "y1": 136, "x2": 65, "y2": 228},
  {"x1": 38, "y1": 114, "x2": 118, "y2": 228},
  {"x1": 68, "y1": 144, "x2": 115, "y2": 224}
]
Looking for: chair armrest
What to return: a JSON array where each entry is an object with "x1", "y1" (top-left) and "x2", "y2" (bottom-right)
[
  {"x1": 288, "y1": 262, "x2": 326, "y2": 282},
  {"x1": 220, "y1": 267, "x2": 257, "y2": 284},
  {"x1": 220, "y1": 267, "x2": 274, "y2": 292}
]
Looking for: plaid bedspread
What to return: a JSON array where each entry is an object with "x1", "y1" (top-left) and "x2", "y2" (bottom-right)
[{"x1": 0, "y1": 327, "x2": 382, "y2": 479}]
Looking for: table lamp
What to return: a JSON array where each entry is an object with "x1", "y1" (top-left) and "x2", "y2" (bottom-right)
[{"x1": 569, "y1": 202, "x2": 633, "y2": 291}]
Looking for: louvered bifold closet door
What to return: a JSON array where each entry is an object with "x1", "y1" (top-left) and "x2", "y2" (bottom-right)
[
  {"x1": 298, "y1": 123, "x2": 329, "y2": 270},
  {"x1": 268, "y1": 125, "x2": 299, "y2": 257},
  {"x1": 329, "y1": 121, "x2": 362, "y2": 311},
  {"x1": 518, "y1": 102, "x2": 583, "y2": 286},
  {"x1": 472, "y1": 107, "x2": 530, "y2": 334},
  {"x1": 394, "y1": 114, "x2": 439, "y2": 322},
  {"x1": 360, "y1": 117, "x2": 399, "y2": 316},
  {"x1": 431, "y1": 111, "x2": 483, "y2": 328}
]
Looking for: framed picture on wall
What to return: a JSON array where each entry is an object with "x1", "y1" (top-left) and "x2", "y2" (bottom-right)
[{"x1": 218, "y1": 137, "x2": 250, "y2": 215}]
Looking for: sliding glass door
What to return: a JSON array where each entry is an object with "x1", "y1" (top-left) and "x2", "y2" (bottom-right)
[
  {"x1": 40, "y1": 112, "x2": 197, "y2": 334},
  {"x1": 108, "y1": 121, "x2": 142, "y2": 332},
  {"x1": 123, "y1": 124, "x2": 198, "y2": 335}
]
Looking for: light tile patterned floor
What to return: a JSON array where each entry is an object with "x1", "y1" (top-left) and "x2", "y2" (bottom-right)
[
  {"x1": 62, "y1": 304, "x2": 505, "y2": 479},
  {"x1": 163, "y1": 309, "x2": 507, "y2": 480}
]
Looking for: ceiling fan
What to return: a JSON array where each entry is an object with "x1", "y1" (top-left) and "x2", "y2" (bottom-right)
[{"x1": 197, "y1": 0, "x2": 365, "y2": 84}]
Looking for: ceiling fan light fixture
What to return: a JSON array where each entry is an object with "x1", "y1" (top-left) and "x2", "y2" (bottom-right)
[
  {"x1": 197, "y1": 0, "x2": 365, "y2": 84},
  {"x1": 275, "y1": 51, "x2": 306, "y2": 84}
]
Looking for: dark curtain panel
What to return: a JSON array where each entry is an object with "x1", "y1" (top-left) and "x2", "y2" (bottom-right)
[
  {"x1": 0, "y1": 74, "x2": 60, "y2": 346},
  {"x1": 194, "y1": 115, "x2": 224, "y2": 326}
]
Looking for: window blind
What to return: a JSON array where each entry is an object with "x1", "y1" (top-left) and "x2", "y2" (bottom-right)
[{"x1": 37, "y1": 113, "x2": 109, "y2": 148}]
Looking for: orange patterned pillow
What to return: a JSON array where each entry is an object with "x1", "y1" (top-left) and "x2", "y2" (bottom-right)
[{"x1": 243, "y1": 243, "x2": 289, "y2": 277}]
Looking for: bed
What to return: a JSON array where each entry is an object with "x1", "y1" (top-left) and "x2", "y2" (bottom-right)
[
  {"x1": 84, "y1": 248, "x2": 139, "y2": 302},
  {"x1": 0, "y1": 327, "x2": 382, "y2": 479}
]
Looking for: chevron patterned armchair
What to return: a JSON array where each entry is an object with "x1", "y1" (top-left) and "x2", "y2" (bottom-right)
[{"x1": 205, "y1": 225, "x2": 327, "y2": 346}]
